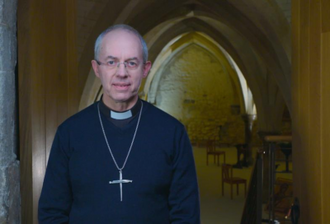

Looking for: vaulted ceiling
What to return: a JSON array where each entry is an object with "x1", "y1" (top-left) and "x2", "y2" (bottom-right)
[{"x1": 76, "y1": 0, "x2": 291, "y2": 131}]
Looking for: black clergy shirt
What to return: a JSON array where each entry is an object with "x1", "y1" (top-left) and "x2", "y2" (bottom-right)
[{"x1": 38, "y1": 100, "x2": 200, "y2": 224}]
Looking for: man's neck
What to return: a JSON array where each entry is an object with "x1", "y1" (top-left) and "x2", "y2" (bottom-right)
[
  {"x1": 102, "y1": 96, "x2": 138, "y2": 112},
  {"x1": 99, "y1": 96, "x2": 142, "y2": 128}
]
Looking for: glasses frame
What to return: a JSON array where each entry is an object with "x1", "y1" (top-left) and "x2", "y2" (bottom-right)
[{"x1": 95, "y1": 59, "x2": 144, "y2": 70}]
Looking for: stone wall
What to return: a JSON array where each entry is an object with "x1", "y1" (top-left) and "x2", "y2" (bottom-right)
[
  {"x1": 155, "y1": 45, "x2": 245, "y2": 145},
  {"x1": 0, "y1": 0, "x2": 20, "y2": 223}
]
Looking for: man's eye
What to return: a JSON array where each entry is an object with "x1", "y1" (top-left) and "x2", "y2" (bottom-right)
[
  {"x1": 127, "y1": 61, "x2": 137, "y2": 67},
  {"x1": 107, "y1": 61, "x2": 116, "y2": 65}
]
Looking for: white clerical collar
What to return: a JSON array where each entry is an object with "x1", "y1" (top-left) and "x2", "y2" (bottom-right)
[
  {"x1": 110, "y1": 110, "x2": 132, "y2": 120},
  {"x1": 99, "y1": 96, "x2": 141, "y2": 121}
]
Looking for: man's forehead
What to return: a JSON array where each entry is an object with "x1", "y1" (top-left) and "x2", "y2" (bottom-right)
[
  {"x1": 99, "y1": 29, "x2": 143, "y2": 57},
  {"x1": 103, "y1": 29, "x2": 140, "y2": 45}
]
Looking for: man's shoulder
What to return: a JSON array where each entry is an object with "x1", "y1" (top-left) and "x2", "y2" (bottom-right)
[
  {"x1": 142, "y1": 101, "x2": 184, "y2": 128},
  {"x1": 58, "y1": 102, "x2": 98, "y2": 131}
]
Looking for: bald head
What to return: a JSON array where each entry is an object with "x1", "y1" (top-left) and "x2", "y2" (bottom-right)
[{"x1": 94, "y1": 24, "x2": 148, "y2": 63}]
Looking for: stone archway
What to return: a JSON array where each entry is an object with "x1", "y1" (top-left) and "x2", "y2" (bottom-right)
[
  {"x1": 77, "y1": 0, "x2": 290, "y2": 133},
  {"x1": 16, "y1": 0, "x2": 293, "y2": 222}
]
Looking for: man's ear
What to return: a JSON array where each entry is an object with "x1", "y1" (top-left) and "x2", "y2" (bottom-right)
[
  {"x1": 91, "y1": 60, "x2": 100, "y2": 78},
  {"x1": 143, "y1": 61, "x2": 152, "y2": 78}
]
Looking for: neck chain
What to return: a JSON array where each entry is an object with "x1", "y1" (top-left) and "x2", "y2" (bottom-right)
[
  {"x1": 97, "y1": 101, "x2": 143, "y2": 171},
  {"x1": 97, "y1": 101, "x2": 143, "y2": 201}
]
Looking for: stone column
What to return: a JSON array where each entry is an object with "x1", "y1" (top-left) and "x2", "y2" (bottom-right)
[
  {"x1": 0, "y1": 0, "x2": 20, "y2": 223},
  {"x1": 241, "y1": 114, "x2": 257, "y2": 165}
]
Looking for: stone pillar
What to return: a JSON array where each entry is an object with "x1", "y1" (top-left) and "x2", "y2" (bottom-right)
[
  {"x1": 0, "y1": 0, "x2": 20, "y2": 223},
  {"x1": 241, "y1": 114, "x2": 257, "y2": 165}
]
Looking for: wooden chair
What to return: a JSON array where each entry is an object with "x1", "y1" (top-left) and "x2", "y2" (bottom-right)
[
  {"x1": 222, "y1": 164, "x2": 247, "y2": 199},
  {"x1": 206, "y1": 140, "x2": 226, "y2": 166}
]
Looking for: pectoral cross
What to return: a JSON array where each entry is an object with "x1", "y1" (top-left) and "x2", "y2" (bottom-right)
[{"x1": 109, "y1": 170, "x2": 132, "y2": 201}]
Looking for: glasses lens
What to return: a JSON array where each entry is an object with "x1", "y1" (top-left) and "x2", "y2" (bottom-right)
[
  {"x1": 98, "y1": 59, "x2": 140, "y2": 70},
  {"x1": 126, "y1": 61, "x2": 138, "y2": 70},
  {"x1": 108, "y1": 60, "x2": 117, "y2": 68}
]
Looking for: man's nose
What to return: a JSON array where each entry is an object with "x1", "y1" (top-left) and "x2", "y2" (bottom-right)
[{"x1": 116, "y1": 62, "x2": 128, "y2": 77}]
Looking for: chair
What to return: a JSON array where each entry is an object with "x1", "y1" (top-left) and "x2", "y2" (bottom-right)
[
  {"x1": 206, "y1": 140, "x2": 226, "y2": 166},
  {"x1": 222, "y1": 164, "x2": 247, "y2": 199}
]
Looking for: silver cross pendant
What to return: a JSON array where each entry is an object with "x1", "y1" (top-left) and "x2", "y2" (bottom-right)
[{"x1": 109, "y1": 170, "x2": 132, "y2": 201}]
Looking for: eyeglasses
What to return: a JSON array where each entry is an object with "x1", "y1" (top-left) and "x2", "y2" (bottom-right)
[{"x1": 95, "y1": 59, "x2": 142, "y2": 70}]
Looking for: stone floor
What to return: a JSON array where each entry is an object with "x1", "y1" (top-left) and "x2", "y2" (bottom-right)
[{"x1": 193, "y1": 146, "x2": 293, "y2": 224}]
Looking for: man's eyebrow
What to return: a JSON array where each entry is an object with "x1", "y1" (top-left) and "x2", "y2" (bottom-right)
[
  {"x1": 106, "y1": 55, "x2": 139, "y2": 61},
  {"x1": 105, "y1": 56, "x2": 118, "y2": 60},
  {"x1": 105, "y1": 56, "x2": 139, "y2": 61},
  {"x1": 126, "y1": 57, "x2": 139, "y2": 61}
]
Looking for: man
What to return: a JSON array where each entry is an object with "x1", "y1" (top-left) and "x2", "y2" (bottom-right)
[{"x1": 38, "y1": 24, "x2": 200, "y2": 223}]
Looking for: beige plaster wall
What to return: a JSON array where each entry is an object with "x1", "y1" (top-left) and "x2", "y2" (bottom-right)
[{"x1": 154, "y1": 44, "x2": 245, "y2": 144}]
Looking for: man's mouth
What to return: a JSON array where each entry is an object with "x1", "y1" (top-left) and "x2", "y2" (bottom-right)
[
  {"x1": 113, "y1": 83, "x2": 130, "y2": 87},
  {"x1": 113, "y1": 83, "x2": 130, "y2": 90}
]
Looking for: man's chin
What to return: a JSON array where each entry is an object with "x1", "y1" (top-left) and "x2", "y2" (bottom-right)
[{"x1": 113, "y1": 96, "x2": 137, "y2": 104}]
